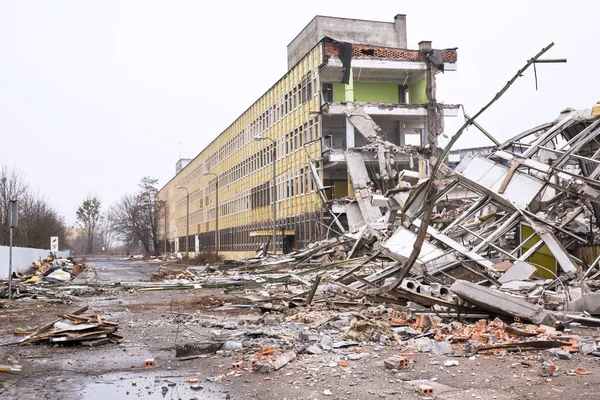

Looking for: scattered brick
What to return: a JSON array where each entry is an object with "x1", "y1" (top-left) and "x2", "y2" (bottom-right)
[{"x1": 417, "y1": 384, "x2": 434, "y2": 396}]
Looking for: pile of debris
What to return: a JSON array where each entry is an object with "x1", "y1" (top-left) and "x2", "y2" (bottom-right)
[
  {"x1": 159, "y1": 105, "x2": 600, "y2": 378},
  {"x1": 6, "y1": 305, "x2": 121, "y2": 347},
  {"x1": 205, "y1": 107, "x2": 600, "y2": 324},
  {"x1": 23, "y1": 254, "x2": 85, "y2": 283},
  {"x1": 169, "y1": 299, "x2": 599, "y2": 386},
  {"x1": 0, "y1": 254, "x2": 97, "y2": 300}
]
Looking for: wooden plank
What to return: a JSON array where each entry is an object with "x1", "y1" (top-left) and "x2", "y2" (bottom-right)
[
  {"x1": 306, "y1": 275, "x2": 322, "y2": 306},
  {"x1": 71, "y1": 305, "x2": 89, "y2": 316}
]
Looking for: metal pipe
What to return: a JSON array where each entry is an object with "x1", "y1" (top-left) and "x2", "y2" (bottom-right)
[
  {"x1": 455, "y1": 224, "x2": 516, "y2": 260},
  {"x1": 463, "y1": 112, "x2": 500, "y2": 146}
]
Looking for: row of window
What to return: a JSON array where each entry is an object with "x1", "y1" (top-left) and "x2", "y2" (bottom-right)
[
  {"x1": 214, "y1": 116, "x2": 320, "y2": 190},
  {"x1": 176, "y1": 115, "x2": 321, "y2": 215},
  {"x1": 179, "y1": 165, "x2": 318, "y2": 226},
  {"x1": 175, "y1": 211, "x2": 322, "y2": 252},
  {"x1": 203, "y1": 70, "x2": 316, "y2": 174},
  {"x1": 175, "y1": 76, "x2": 319, "y2": 205}
]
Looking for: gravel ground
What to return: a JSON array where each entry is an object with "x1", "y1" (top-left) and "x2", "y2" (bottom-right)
[{"x1": 2, "y1": 258, "x2": 600, "y2": 400}]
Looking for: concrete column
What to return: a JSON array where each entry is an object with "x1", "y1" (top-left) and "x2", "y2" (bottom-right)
[
  {"x1": 345, "y1": 118, "x2": 355, "y2": 149},
  {"x1": 398, "y1": 120, "x2": 405, "y2": 146},
  {"x1": 419, "y1": 40, "x2": 441, "y2": 151},
  {"x1": 422, "y1": 116, "x2": 429, "y2": 147},
  {"x1": 394, "y1": 14, "x2": 407, "y2": 48},
  {"x1": 346, "y1": 111, "x2": 356, "y2": 198}
]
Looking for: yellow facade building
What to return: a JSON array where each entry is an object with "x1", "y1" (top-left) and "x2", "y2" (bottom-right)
[{"x1": 158, "y1": 14, "x2": 458, "y2": 259}]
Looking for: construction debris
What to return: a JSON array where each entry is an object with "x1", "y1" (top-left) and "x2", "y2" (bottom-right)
[
  {"x1": 5, "y1": 64, "x2": 600, "y2": 390},
  {"x1": 152, "y1": 101, "x2": 600, "y2": 378},
  {"x1": 0, "y1": 254, "x2": 92, "y2": 300},
  {"x1": 4, "y1": 305, "x2": 121, "y2": 347}
]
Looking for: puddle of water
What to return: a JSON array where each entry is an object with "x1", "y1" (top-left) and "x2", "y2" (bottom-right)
[{"x1": 80, "y1": 371, "x2": 223, "y2": 400}]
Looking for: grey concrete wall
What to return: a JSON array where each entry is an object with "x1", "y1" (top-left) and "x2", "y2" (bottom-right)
[
  {"x1": 288, "y1": 15, "x2": 408, "y2": 69},
  {"x1": 0, "y1": 246, "x2": 70, "y2": 278},
  {"x1": 287, "y1": 17, "x2": 319, "y2": 71}
]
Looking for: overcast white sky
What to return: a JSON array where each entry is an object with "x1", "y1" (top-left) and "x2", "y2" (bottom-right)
[{"x1": 1, "y1": 0, "x2": 599, "y2": 224}]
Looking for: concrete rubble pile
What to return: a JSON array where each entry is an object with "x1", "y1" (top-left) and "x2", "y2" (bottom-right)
[
  {"x1": 158, "y1": 106, "x2": 600, "y2": 378},
  {"x1": 183, "y1": 106, "x2": 600, "y2": 322}
]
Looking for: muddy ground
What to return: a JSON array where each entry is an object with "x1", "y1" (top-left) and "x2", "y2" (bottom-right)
[{"x1": 1, "y1": 258, "x2": 600, "y2": 400}]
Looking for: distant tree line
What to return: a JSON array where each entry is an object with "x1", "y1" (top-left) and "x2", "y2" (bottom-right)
[
  {"x1": 75, "y1": 177, "x2": 164, "y2": 256},
  {"x1": 0, "y1": 166, "x2": 164, "y2": 256},
  {"x1": 110, "y1": 177, "x2": 164, "y2": 255},
  {"x1": 0, "y1": 165, "x2": 67, "y2": 249}
]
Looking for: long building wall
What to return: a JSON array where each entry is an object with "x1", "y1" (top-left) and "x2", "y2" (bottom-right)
[
  {"x1": 159, "y1": 24, "x2": 459, "y2": 259},
  {"x1": 159, "y1": 45, "x2": 326, "y2": 257}
]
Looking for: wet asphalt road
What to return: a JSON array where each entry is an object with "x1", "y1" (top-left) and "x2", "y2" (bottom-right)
[{"x1": 82, "y1": 257, "x2": 162, "y2": 282}]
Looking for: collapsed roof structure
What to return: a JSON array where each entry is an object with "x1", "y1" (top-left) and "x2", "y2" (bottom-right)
[{"x1": 210, "y1": 43, "x2": 600, "y2": 326}]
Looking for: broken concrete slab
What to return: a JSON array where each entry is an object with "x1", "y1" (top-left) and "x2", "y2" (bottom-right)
[
  {"x1": 498, "y1": 261, "x2": 537, "y2": 283},
  {"x1": 175, "y1": 342, "x2": 224, "y2": 358},
  {"x1": 567, "y1": 292, "x2": 600, "y2": 314},
  {"x1": 454, "y1": 154, "x2": 545, "y2": 209},
  {"x1": 344, "y1": 104, "x2": 382, "y2": 140},
  {"x1": 450, "y1": 280, "x2": 556, "y2": 325},
  {"x1": 345, "y1": 151, "x2": 383, "y2": 224},
  {"x1": 255, "y1": 351, "x2": 297, "y2": 373}
]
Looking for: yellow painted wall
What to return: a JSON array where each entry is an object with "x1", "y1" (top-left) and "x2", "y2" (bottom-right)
[{"x1": 158, "y1": 45, "x2": 326, "y2": 252}]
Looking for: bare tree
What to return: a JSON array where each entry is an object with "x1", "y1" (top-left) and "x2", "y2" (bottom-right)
[
  {"x1": 0, "y1": 165, "x2": 28, "y2": 246},
  {"x1": 98, "y1": 212, "x2": 116, "y2": 252},
  {"x1": 110, "y1": 194, "x2": 143, "y2": 251},
  {"x1": 0, "y1": 165, "x2": 67, "y2": 249},
  {"x1": 76, "y1": 197, "x2": 101, "y2": 253},
  {"x1": 17, "y1": 191, "x2": 67, "y2": 249},
  {"x1": 110, "y1": 177, "x2": 165, "y2": 255},
  {"x1": 138, "y1": 177, "x2": 164, "y2": 255}
]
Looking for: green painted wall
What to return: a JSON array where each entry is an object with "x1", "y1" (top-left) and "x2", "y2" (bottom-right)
[
  {"x1": 408, "y1": 77, "x2": 427, "y2": 104},
  {"x1": 332, "y1": 82, "x2": 399, "y2": 103},
  {"x1": 330, "y1": 80, "x2": 427, "y2": 104}
]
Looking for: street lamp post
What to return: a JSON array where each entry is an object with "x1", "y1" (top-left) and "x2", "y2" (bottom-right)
[
  {"x1": 176, "y1": 186, "x2": 189, "y2": 259},
  {"x1": 253, "y1": 135, "x2": 277, "y2": 255},
  {"x1": 164, "y1": 203, "x2": 167, "y2": 255},
  {"x1": 8, "y1": 200, "x2": 17, "y2": 300},
  {"x1": 203, "y1": 172, "x2": 219, "y2": 259}
]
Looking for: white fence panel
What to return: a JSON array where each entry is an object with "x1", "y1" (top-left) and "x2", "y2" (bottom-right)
[{"x1": 0, "y1": 246, "x2": 71, "y2": 279}]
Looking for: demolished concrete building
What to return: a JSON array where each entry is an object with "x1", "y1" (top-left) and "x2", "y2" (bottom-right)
[
  {"x1": 157, "y1": 14, "x2": 459, "y2": 259},
  {"x1": 326, "y1": 105, "x2": 600, "y2": 320},
  {"x1": 192, "y1": 102, "x2": 600, "y2": 335}
]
